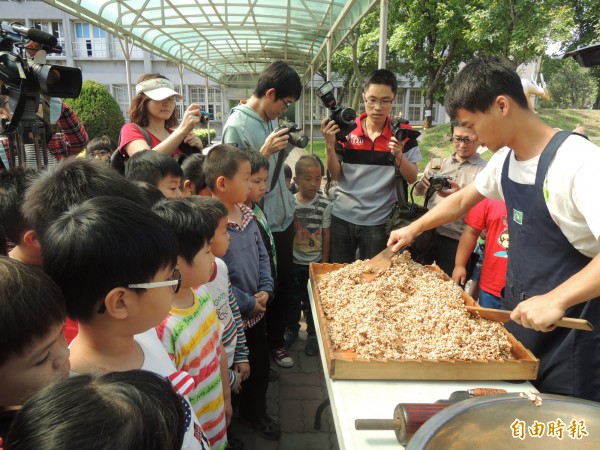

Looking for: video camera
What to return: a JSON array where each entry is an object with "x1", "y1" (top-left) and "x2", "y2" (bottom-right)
[
  {"x1": 316, "y1": 81, "x2": 357, "y2": 142},
  {"x1": 1, "y1": 21, "x2": 82, "y2": 169},
  {"x1": 274, "y1": 120, "x2": 308, "y2": 149}
]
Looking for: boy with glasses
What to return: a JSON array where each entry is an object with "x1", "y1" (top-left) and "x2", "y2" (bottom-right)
[
  {"x1": 222, "y1": 60, "x2": 302, "y2": 369},
  {"x1": 41, "y1": 196, "x2": 210, "y2": 450},
  {"x1": 414, "y1": 119, "x2": 487, "y2": 277},
  {"x1": 321, "y1": 68, "x2": 422, "y2": 262}
]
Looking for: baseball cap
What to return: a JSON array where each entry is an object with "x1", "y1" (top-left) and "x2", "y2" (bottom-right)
[{"x1": 135, "y1": 78, "x2": 183, "y2": 101}]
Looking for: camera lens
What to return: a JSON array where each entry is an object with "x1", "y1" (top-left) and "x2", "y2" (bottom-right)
[{"x1": 339, "y1": 107, "x2": 356, "y2": 125}]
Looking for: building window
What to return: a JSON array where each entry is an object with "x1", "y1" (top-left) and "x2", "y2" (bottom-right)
[
  {"x1": 73, "y1": 22, "x2": 109, "y2": 57},
  {"x1": 174, "y1": 85, "x2": 185, "y2": 121},
  {"x1": 111, "y1": 85, "x2": 130, "y2": 121},
  {"x1": 32, "y1": 20, "x2": 65, "y2": 56},
  {"x1": 392, "y1": 88, "x2": 406, "y2": 119},
  {"x1": 408, "y1": 89, "x2": 423, "y2": 122},
  {"x1": 190, "y1": 87, "x2": 221, "y2": 120}
]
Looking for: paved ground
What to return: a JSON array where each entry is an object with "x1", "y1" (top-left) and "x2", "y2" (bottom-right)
[{"x1": 228, "y1": 323, "x2": 339, "y2": 450}]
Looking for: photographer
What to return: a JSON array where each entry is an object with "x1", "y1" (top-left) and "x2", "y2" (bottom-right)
[
  {"x1": 414, "y1": 119, "x2": 487, "y2": 276},
  {"x1": 322, "y1": 69, "x2": 422, "y2": 262}
]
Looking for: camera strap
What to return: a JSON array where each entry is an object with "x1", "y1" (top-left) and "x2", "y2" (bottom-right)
[
  {"x1": 269, "y1": 150, "x2": 285, "y2": 192},
  {"x1": 393, "y1": 160, "x2": 408, "y2": 207}
]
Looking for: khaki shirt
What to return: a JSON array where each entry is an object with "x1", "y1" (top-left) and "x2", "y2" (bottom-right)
[{"x1": 419, "y1": 153, "x2": 487, "y2": 240}]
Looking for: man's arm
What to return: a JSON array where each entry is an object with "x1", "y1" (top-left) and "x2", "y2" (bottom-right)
[
  {"x1": 388, "y1": 183, "x2": 485, "y2": 252},
  {"x1": 452, "y1": 224, "x2": 481, "y2": 286},
  {"x1": 414, "y1": 162, "x2": 432, "y2": 196},
  {"x1": 321, "y1": 118, "x2": 342, "y2": 181},
  {"x1": 511, "y1": 252, "x2": 600, "y2": 331}
]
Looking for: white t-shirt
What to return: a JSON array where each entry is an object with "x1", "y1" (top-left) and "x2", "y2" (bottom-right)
[
  {"x1": 135, "y1": 329, "x2": 210, "y2": 450},
  {"x1": 474, "y1": 135, "x2": 600, "y2": 258}
]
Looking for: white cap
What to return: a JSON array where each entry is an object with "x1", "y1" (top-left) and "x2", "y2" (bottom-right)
[{"x1": 135, "y1": 78, "x2": 183, "y2": 101}]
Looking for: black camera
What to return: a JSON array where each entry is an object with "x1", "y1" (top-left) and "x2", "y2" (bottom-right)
[
  {"x1": 275, "y1": 120, "x2": 308, "y2": 148},
  {"x1": 390, "y1": 118, "x2": 421, "y2": 149},
  {"x1": 429, "y1": 174, "x2": 452, "y2": 191},
  {"x1": 316, "y1": 81, "x2": 357, "y2": 142}
]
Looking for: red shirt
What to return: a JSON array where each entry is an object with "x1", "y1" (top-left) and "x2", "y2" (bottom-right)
[
  {"x1": 118, "y1": 123, "x2": 182, "y2": 156},
  {"x1": 465, "y1": 198, "x2": 509, "y2": 297}
]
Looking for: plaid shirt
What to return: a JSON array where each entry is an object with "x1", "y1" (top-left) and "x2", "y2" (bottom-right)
[{"x1": 1, "y1": 101, "x2": 88, "y2": 164}]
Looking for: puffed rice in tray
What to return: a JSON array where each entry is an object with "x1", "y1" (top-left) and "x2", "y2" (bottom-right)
[{"x1": 309, "y1": 252, "x2": 539, "y2": 380}]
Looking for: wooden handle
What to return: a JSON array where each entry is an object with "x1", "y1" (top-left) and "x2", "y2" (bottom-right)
[
  {"x1": 470, "y1": 388, "x2": 507, "y2": 396},
  {"x1": 355, "y1": 418, "x2": 403, "y2": 430},
  {"x1": 465, "y1": 306, "x2": 593, "y2": 331}
]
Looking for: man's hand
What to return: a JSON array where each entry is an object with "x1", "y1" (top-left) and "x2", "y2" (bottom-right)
[
  {"x1": 321, "y1": 118, "x2": 340, "y2": 147},
  {"x1": 387, "y1": 223, "x2": 419, "y2": 252},
  {"x1": 437, "y1": 179, "x2": 461, "y2": 198},
  {"x1": 510, "y1": 294, "x2": 566, "y2": 332},
  {"x1": 183, "y1": 131, "x2": 203, "y2": 149},
  {"x1": 179, "y1": 103, "x2": 202, "y2": 134},
  {"x1": 234, "y1": 361, "x2": 251, "y2": 382},
  {"x1": 389, "y1": 137, "x2": 406, "y2": 163},
  {"x1": 260, "y1": 127, "x2": 289, "y2": 158}
]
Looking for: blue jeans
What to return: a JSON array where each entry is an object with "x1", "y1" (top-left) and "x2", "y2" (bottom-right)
[
  {"x1": 287, "y1": 264, "x2": 315, "y2": 335},
  {"x1": 330, "y1": 215, "x2": 388, "y2": 263},
  {"x1": 478, "y1": 289, "x2": 502, "y2": 309}
]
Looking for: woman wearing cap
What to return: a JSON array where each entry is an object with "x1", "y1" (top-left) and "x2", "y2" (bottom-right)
[{"x1": 118, "y1": 74, "x2": 203, "y2": 157}]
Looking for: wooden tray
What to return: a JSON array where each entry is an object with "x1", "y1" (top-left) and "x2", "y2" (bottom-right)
[{"x1": 309, "y1": 262, "x2": 539, "y2": 381}]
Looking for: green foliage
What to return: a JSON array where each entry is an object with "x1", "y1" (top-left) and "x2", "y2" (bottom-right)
[
  {"x1": 192, "y1": 128, "x2": 217, "y2": 146},
  {"x1": 542, "y1": 58, "x2": 598, "y2": 109},
  {"x1": 64, "y1": 80, "x2": 124, "y2": 144}
]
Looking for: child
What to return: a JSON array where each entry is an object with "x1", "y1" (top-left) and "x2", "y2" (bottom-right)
[
  {"x1": 41, "y1": 196, "x2": 209, "y2": 450},
  {"x1": 188, "y1": 196, "x2": 250, "y2": 450},
  {"x1": 188, "y1": 196, "x2": 250, "y2": 393},
  {"x1": 0, "y1": 257, "x2": 69, "y2": 440},
  {"x1": 0, "y1": 168, "x2": 41, "y2": 265},
  {"x1": 85, "y1": 135, "x2": 115, "y2": 162},
  {"x1": 125, "y1": 149, "x2": 183, "y2": 198},
  {"x1": 6, "y1": 370, "x2": 187, "y2": 450},
  {"x1": 203, "y1": 144, "x2": 280, "y2": 441},
  {"x1": 285, "y1": 155, "x2": 331, "y2": 355},
  {"x1": 153, "y1": 198, "x2": 232, "y2": 450},
  {"x1": 181, "y1": 153, "x2": 211, "y2": 196},
  {"x1": 453, "y1": 198, "x2": 508, "y2": 309}
]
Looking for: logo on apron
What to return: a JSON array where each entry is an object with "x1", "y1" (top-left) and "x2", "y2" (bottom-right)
[{"x1": 513, "y1": 209, "x2": 523, "y2": 225}]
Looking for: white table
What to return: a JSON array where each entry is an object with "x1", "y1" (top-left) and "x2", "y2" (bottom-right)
[{"x1": 308, "y1": 282, "x2": 536, "y2": 449}]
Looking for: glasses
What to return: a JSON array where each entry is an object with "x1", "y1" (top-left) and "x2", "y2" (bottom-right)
[
  {"x1": 451, "y1": 137, "x2": 476, "y2": 145},
  {"x1": 364, "y1": 98, "x2": 394, "y2": 107},
  {"x1": 279, "y1": 98, "x2": 293, "y2": 109},
  {"x1": 90, "y1": 150, "x2": 111, "y2": 158},
  {"x1": 97, "y1": 268, "x2": 181, "y2": 314}
]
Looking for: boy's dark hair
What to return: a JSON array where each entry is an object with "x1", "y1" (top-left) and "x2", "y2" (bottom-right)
[
  {"x1": 203, "y1": 144, "x2": 251, "y2": 190},
  {"x1": 254, "y1": 60, "x2": 302, "y2": 101},
  {"x1": 0, "y1": 168, "x2": 39, "y2": 243},
  {"x1": 132, "y1": 181, "x2": 166, "y2": 207},
  {"x1": 242, "y1": 148, "x2": 270, "y2": 174},
  {"x1": 295, "y1": 154, "x2": 324, "y2": 177},
  {"x1": 125, "y1": 149, "x2": 184, "y2": 186},
  {"x1": 22, "y1": 158, "x2": 145, "y2": 241},
  {"x1": 86, "y1": 135, "x2": 116, "y2": 157},
  {"x1": 450, "y1": 119, "x2": 460, "y2": 135},
  {"x1": 0, "y1": 256, "x2": 66, "y2": 366},
  {"x1": 364, "y1": 69, "x2": 398, "y2": 96},
  {"x1": 283, "y1": 163, "x2": 292, "y2": 180},
  {"x1": 152, "y1": 198, "x2": 215, "y2": 265},
  {"x1": 181, "y1": 153, "x2": 207, "y2": 194},
  {"x1": 42, "y1": 196, "x2": 177, "y2": 322},
  {"x1": 445, "y1": 56, "x2": 529, "y2": 118},
  {"x1": 6, "y1": 370, "x2": 185, "y2": 450},
  {"x1": 186, "y1": 196, "x2": 228, "y2": 228}
]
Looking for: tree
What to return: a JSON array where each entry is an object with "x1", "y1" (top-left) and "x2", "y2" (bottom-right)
[
  {"x1": 388, "y1": 0, "x2": 476, "y2": 127},
  {"x1": 65, "y1": 80, "x2": 124, "y2": 144},
  {"x1": 542, "y1": 57, "x2": 597, "y2": 109}
]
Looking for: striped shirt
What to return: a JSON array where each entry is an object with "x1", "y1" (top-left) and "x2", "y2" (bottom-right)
[
  {"x1": 293, "y1": 193, "x2": 332, "y2": 264},
  {"x1": 196, "y1": 258, "x2": 249, "y2": 390},
  {"x1": 156, "y1": 289, "x2": 227, "y2": 450}
]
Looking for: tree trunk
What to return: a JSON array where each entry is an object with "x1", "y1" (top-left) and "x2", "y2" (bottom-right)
[{"x1": 423, "y1": 92, "x2": 433, "y2": 129}]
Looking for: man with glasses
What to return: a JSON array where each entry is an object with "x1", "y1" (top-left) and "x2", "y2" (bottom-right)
[
  {"x1": 222, "y1": 61, "x2": 302, "y2": 370},
  {"x1": 321, "y1": 68, "x2": 422, "y2": 262},
  {"x1": 414, "y1": 119, "x2": 487, "y2": 277}
]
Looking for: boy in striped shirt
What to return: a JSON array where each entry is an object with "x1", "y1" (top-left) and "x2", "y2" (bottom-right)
[{"x1": 154, "y1": 198, "x2": 232, "y2": 450}]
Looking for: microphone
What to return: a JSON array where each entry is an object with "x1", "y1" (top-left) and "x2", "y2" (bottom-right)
[{"x1": 0, "y1": 22, "x2": 57, "y2": 47}]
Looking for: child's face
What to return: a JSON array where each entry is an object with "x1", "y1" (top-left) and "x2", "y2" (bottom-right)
[
  {"x1": 0, "y1": 323, "x2": 70, "y2": 407},
  {"x1": 247, "y1": 167, "x2": 268, "y2": 204},
  {"x1": 131, "y1": 266, "x2": 177, "y2": 333},
  {"x1": 211, "y1": 216, "x2": 230, "y2": 258},
  {"x1": 157, "y1": 175, "x2": 183, "y2": 199},
  {"x1": 294, "y1": 165, "x2": 322, "y2": 199},
  {"x1": 224, "y1": 161, "x2": 251, "y2": 204},
  {"x1": 178, "y1": 241, "x2": 214, "y2": 288}
]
